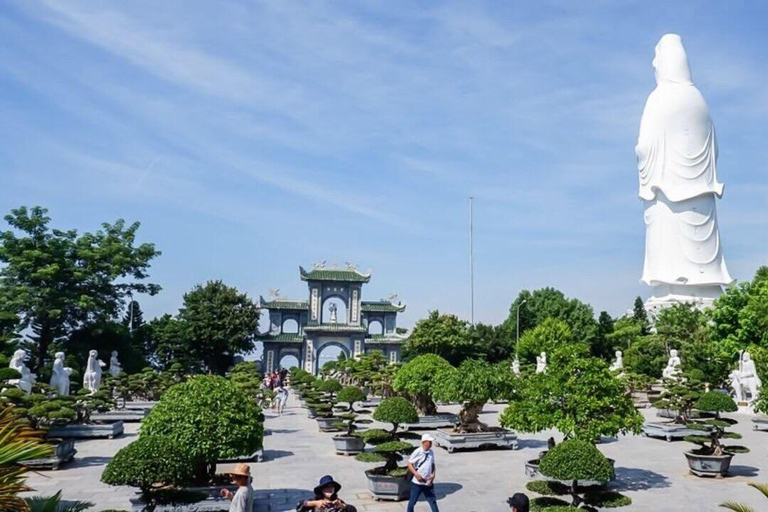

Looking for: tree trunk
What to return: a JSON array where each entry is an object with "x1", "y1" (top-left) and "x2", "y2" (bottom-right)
[
  {"x1": 415, "y1": 393, "x2": 437, "y2": 416},
  {"x1": 457, "y1": 402, "x2": 488, "y2": 433},
  {"x1": 570, "y1": 480, "x2": 581, "y2": 508}
]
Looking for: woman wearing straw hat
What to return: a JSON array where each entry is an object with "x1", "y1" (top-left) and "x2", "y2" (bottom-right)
[
  {"x1": 296, "y1": 475, "x2": 357, "y2": 512},
  {"x1": 221, "y1": 463, "x2": 254, "y2": 512}
]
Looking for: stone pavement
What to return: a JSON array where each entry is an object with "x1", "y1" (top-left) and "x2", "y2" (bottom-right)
[{"x1": 25, "y1": 392, "x2": 768, "y2": 511}]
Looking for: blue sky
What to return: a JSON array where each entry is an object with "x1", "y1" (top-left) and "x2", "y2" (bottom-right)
[{"x1": 1, "y1": 1, "x2": 767, "y2": 330}]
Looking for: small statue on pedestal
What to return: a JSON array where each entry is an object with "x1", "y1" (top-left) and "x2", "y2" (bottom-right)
[
  {"x1": 109, "y1": 350, "x2": 123, "y2": 377},
  {"x1": 609, "y1": 350, "x2": 624, "y2": 373},
  {"x1": 536, "y1": 352, "x2": 547, "y2": 374},
  {"x1": 662, "y1": 349, "x2": 682, "y2": 380},
  {"x1": 83, "y1": 350, "x2": 104, "y2": 394},
  {"x1": 9, "y1": 349, "x2": 36, "y2": 395},
  {"x1": 730, "y1": 351, "x2": 762, "y2": 404},
  {"x1": 511, "y1": 358, "x2": 521, "y2": 376},
  {"x1": 329, "y1": 303, "x2": 338, "y2": 323},
  {"x1": 50, "y1": 352, "x2": 73, "y2": 396}
]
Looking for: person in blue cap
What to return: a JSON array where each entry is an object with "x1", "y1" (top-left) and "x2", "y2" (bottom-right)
[{"x1": 296, "y1": 475, "x2": 357, "y2": 512}]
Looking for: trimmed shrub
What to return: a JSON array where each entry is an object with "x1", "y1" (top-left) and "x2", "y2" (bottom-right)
[
  {"x1": 393, "y1": 354, "x2": 452, "y2": 415},
  {"x1": 696, "y1": 391, "x2": 737, "y2": 417},
  {"x1": 356, "y1": 397, "x2": 417, "y2": 476},
  {"x1": 539, "y1": 439, "x2": 614, "y2": 508},
  {"x1": 372, "y1": 397, "x2": 418, "y2": 432}
]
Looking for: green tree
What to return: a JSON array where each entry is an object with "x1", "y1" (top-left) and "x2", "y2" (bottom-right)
[
  {"x1": 178, "y1": 281, "x2": 259, "y2": 374},
  {"x1": 469, "y1": 323, "x2": 513, "y2": 363},
  {"x1": 146, "y1": 314, "x2": 197, "y2": 372},
  {"x1": 66, "y1": 320, "x2": 148, "y2": 375},
  {"x1": 632, "y1": 296, "x2": 650, "y2": 335},
  {"x1": 538, "y1": 439, "x2": 615, "y2": 508},
  {"x1": 0, "y1": 206, "x2": 160, "y2": 369},
  {"x1": 623, "y1": 334, "x2": 667, "y2": 379},
  {"x1": 403, "y1": 311, "x2": 472, "y2": 366},
  {"x1": 393, "y1": 354, "x2": 452, "y2": 415},
  {"x1": 515, "y1": 318, "x2": 575, "y2": 364},
  {"x1": 502, "y1": 288, "x2": 597, "y2": 348},
  {"x1": 592, "y1": 311, "x2": 616, "y2": 359}
]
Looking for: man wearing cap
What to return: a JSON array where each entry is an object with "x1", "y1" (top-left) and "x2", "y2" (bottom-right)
[
  {"x1": 221, "y1": 463, "x2": 254, "y2": 512},
  {"x1": 406, "y1": 433, "x2": 439, "y2": 512},
  {"x1": 507, "y1": 493, "x2": 529, "y2": 512}
]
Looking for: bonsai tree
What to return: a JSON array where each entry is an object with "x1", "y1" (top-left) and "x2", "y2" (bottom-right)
[
  {"x1": 319, "y1": 378, "x2": 343, "y2": 401},
  {"x1": 355, "y1": 397, "x2": 417, "y2": 476},
  {"x1": 697, "y1": 391, "x2": 738, "y2": 420},
  {"x1": 1, "y1": 388, "x2": 78, "y2": 430},
  {"x1": 538, "y1": 439, "x2": 616, "y2": 508},
  {"x1": 684, "y1": 392, "x2": 748, "y2": 459},
  {"x1": 433, "y1": 359, "x2": 516, "y2": 433},
  {"x1": 141, "y1": 375, "x2": 264, "y2": 484},
  {"x1": 333, "y1": 386, "x2": 370, "y2": 437},
  {"x1": 653, "y1": 373, "x2": 705, "y2": 424},
  {"x1": 500, "y1": 348, "x2": 643, "y2": 441},
  {"x1": 228, "y1": 362, "x2": 262, "y2": 401},
  {"x1": 102, "y1": 435, "x2": 198, "y2": 512},
  {"x1": 393, "y1": 354, "x2": 452, "y2": 416}
]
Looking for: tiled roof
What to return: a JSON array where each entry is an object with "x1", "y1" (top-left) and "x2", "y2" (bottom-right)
[
  {"x1": 258, "y1": 296, "x2": 309, "y2": 310},
  {"x1": 303, "y1": 323, "x2": 367, "y2": 333},
  {"x1": 257, "y1": 333, "x2": 305, "y2": 343},
  {"x1": 299, "y1": 266, "x2": 371, "y2": 283},
  {"x1": 365, "y1": 333, "x2": 407, "y2": 345},
  {"x1": 361, "y1": 301, "x2": 405, "y2": 313}
]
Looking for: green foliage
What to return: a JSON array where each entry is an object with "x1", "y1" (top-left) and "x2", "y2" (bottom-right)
[
  {"x1": 526, "y1": 480, "x2": 569, "y2": 496},
  {"x1": 516, "y1": 318, "x2": 574, "y2": 364},
  {"x1": 632, "y1": 296, "x2": 650, "y2": 335},
  {"x1": 141, "y1": 376, "x2": 263, "y2": 483},
  {"x1": 102, "y1": 436, "x2": 196, "y2": 508},
  {"x1": 359, "y1": 397, "x2": 416, "y2": 475},
  {"x1": 227, "y1": 362, "x2": 263, "y2": 401},
  {"x1": 585, "y1": 490, "x2": 632, "y2": 508},
  {"x1": 530, "y1": 497, "x2": 571, "y2": 511},
  {"x1": 146, "y1": 314, "x2": 198, "y2": 372},
  {"x1": 503, "y1": 288, "x2": 598, "y2": 351},
  {"x1": 0, "y1": 206, "x2": 160, "y2": 369},
  {"x1": 592, "y1": 311, "x2": 616, "y2": 360},
  {"x1": 0, "y1": 368, "x2": 21, "y2": 382},
  {"x1": 337, "y1": 386, "x2": 366, "y2": 406},
  {"x1": 720, "y1": 482, "x2": 768, "y2": 512},
  {"x1": 539, "y1": 439, "x2": 614, "y2": 484},
  {"x1": 373, "y1": 397, "x2": 418, "y2": 429},
  {"x1": 404, "y1": 311, "x2": 473, "y2": 366},
  {"x1": 697, "y1": 391, "x2": 738, "y2": 415},
  {"x1": 319, "y1": 379, "x2": 343, "y2": 395},
  {"x1": 178, "y1": 281, "x2": 260, "y2": 374},
  {"x1": 393, "y1": 354, "x2": 452, "y2": 415},
  {"x1": 500, "y1": 350, "x2": 642, "y2": 441},
  {"x1": 652, "y1": 375, "x2": 704, "y2": 423},
  {"x1": 623, "y1": 334, "x2": 667, "y2": 379},
  {"x1": 24, "y1": 490, "x2": 93, "y2": 512},
  {"x1": 468, "y1": 322, "x2": 514, "y2": 363}
]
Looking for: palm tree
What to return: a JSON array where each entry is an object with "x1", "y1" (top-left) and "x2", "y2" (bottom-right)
[
  {"x1": 25, "y1": 490, "x2": 93, "y2": 512},
  {"x1": 721, "y1": 482, "x2": 768, "y2": 512},
  {"x1": 0, "y1": 405, "x2": 54, "y2": 511}
]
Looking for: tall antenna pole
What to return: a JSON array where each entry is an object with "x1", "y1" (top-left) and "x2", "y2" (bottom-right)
[{"x1": 469, "y1": 196, "x2": 475, "y2": 325}]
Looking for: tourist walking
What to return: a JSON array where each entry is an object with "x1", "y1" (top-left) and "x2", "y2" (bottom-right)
[
  {"x1": 406, "y1": 434, "x2": 439, "y2": 512},
  {"x1": 297, "y1": 475, "x2": 357, "y2": 512},
  {"x1": 507, "y1": 493, "x2": 529, "y2": 512},
  {"x1": 276, "y1": 383, "x2": 289, "y2": 415},
  {"x1": 220, "y1": 463, "x2": 254, "y2": 512}
]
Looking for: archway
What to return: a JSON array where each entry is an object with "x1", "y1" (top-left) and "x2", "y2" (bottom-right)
[
  {"x1": 368, "y1": 319, "x2": 384, "y2": 335},
  {"x1": 316, "y1": 342, "x2": 349, "y2": 374},
  {"x1": 282, "y1": 318, "x2": 299, "y2": 334},
  {"x1": 279, "y1": 353, "x2": 300, "y2": 370},
  {"x1": 322, "y1": 296, "x2": 347, "y2": 324}
]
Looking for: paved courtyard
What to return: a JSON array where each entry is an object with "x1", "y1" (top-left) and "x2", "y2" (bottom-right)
[{"x1": 25, "y1": 393, "x2": 768, "y2": 511}]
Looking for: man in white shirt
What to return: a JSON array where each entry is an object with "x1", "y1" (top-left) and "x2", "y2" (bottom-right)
[
  {"x1": 406, "y1": 434, "x2": 439, "y2": 512},
  {"x1": 221, "y1": 463, "x2": 254, "y2": 512}
]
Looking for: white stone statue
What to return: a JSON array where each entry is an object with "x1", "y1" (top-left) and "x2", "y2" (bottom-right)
[
  {"x1": 83, "y1": 350, "x2": 104, "y2": 394},
  {"x1": 536, "y1": 352, "x2": 547, "y2": 374},
  {"x1": 609, "y1": 350, "x2": 624, "y2": 372},
  {"x1": 730, "y1": 351, "x2": 762, "y2": 403},
  {"x1": 511, "y1": 358, "x2": 521, "y2": 376},
  {"x1": 328, "y1": 303, "x2": 338, "y2": 323},
  {"x1": 109, "y1": 350, "x2": 123, "y2": 377},
  {"x1": 637, "y1": 34, "x2": 733, "y2": 312},
  {"x1": 8, "y1": 349, "x2": 36, "y2": 395},
  {"x1": 662, "y1": 349, "x2": 682, "y2": 380},
  {"x1": 50, "y1": 352, "x2": 73, "y2": 396}
]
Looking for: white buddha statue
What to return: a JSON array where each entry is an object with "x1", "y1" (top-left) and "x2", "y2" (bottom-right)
[
  {"x1": 109, "y1": 350, "x2": 123, "y2": 377},
  {"x1": 50, "y1": 352, "x2": 73, "y2": 396},
  {"x1": 536, "y1": 352, "x2": 547, "y2": 374},
  {"x1": 609, "y1": 350, "x2": 624, "y2": 372},
  {"x1": 637, "y1": 34, "x2": 733, "y2": 312},
  {"x1": 730, "y1": 352, "x2": 762, "y2": 403},
  {"x1": 9, "y1": 349, "x2": 35, "y2": 395},
  {"x1": 662, "y1": 349, "x2": 682, "y2": 380},
  {"x1": 83, "y1": 350, "x2": 104, "y2": 394},
  {"x1": 511, "y1": 358, "x2": 521, "y2": 376}
]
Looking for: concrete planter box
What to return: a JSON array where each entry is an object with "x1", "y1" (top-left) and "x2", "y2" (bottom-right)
[
  {"x1": 752, "y1": 416, "x2": 768, "y2": 432},
  {"x1": 685, "y1": 451, "x2": 734, "y2": 477},
  {"x1": 218, "y1": 449, "x2": 263, "y2": 463},
  {"x1": 130, "y1": 485, "x2": 237, "y2": 511},
  {"x1": 433, "y1": 428, "x2": 517, "y2": 453},
  {"x1": 364, "y1": 470, "x2": 411, "y2": 501},
  {"x1": 123, "y1": 401, "x2": 158, "y2": 410},
  {"x1": 48, "y1": 421, "x2": 124, "y2": 439},
  {"x1": 92, "y1": 409, "x2": 148, "y2": 423},
  {"x1": 332, "y1": 435, "x2": 365, "y2": 455},
  {"x1": 641, "y1": 422, "x2": 711, "y2": 442},
  {"x1": 403, "y1": 413, "x2": 459, "y2": 431},
  {"x1": 316, "y1": 417, "x2": 342, "y2": 433},
  {"x1": 655, "y1": 408, "x2": 701, "y2": 420},
  {"x1": 20, "y1": 439, "x2": 76, "y2": 470},
  {"x1": 526, "y1": 457, "x2": 615, "y2": 486}
]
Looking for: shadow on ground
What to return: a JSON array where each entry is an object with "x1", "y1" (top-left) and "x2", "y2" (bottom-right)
[
  {"x1": 434, "y1": 482, "x2": 463, "y2": 499},
  {"x1": 68, "y1": 456, "x2": 113, "y2": 469},
  {"x1": 262, "y1": 449, "x2": 294, "y2": 461},
  {"x1": 729, "y1": 465, "x2": 760, "y2": 478},
  {"x1": 614, "y1": 467, "x2": 671, "y2": 491},
  {"x1": 516, "y1": 439, "x2": 548, "y2": 450}
]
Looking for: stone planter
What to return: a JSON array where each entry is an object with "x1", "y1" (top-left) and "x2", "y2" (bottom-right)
[
  {"x1": 332, "y1": 435, "x2": 365, "y2": 455},
  {"x1": 685, "y1": 451, "x2": 734, "y2": 477},
  {"x1": 526, "y1": 457, "x2": 615, "y2": 486},
  {"x1": 123, "y1": 400, "x2": 158, "y2": 410},
  {"x1": 642, "y1": 422, "x2": 711, "y2": 442},
  {"x1": 364, "y1": 470, "x2": 411, "y2": 501},
  {"x1": 655, "y1": 409, "x2": 700, "y2": 420},
  {"x1": 316, "y1": 416, "x2": 341, "y2": 433},
  {"x1": 752, "y1": 416, "x2": 768, "y2": 432},
  {"x1": 307, "y1": 407, "x2": 318, "y2": 419},
  {"x1": 129, "y1": 485, "x2": 237, "y2": 511},
  {"x1": 48, "y1": 421, "x2": 124, "y2": 439},
  {"x1": 403, "y1": 413, "x2": 460, "y2": 431},
  {"x1": 20, "y1": 439, "x2": 76, "y2": 470},
  {"x1": 91, "y1": 409, "x2": 149, "y2": 423},
  {"x1": 433, "y1": 427, "x2": 517, "y2": 453},
  {"x1": 218, "y1": 449, "x2": 264, "y2": 463}
]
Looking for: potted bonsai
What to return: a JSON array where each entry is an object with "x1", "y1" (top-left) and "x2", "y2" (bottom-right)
[
  {"x1": 393, "y1": 354, "x2": 458, "y2": 430},
  {"x1": 355, "y1": 396, "x2": 418, "y2": 501},
  {"x1": 432, "y1": 359, "x2": 518, "y2": 452},
  {"x1": 140, "y1": 375, "x2": 264, "y2": 484},
  {"x1": 528, "y1": 439, "x2": 630, "y2": 510},
  {"x1": 500, "y1": 347, "x2": 642, "y2": 477},
  {"x1": 331, "y1": 386, "x2": 370, "y2": 455},
  {"x1": 643, "y1": 373, "x2": 709, "y2": 441},
  {"x1": 102, "y1": 435, "x2": 203, "y2": 512},
  {"x1": 683, "y1": 391, "x2": 748, "y2": 477},
  {"x1": 316, "y1": 379, "x2": 343, "y2": 432}
]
